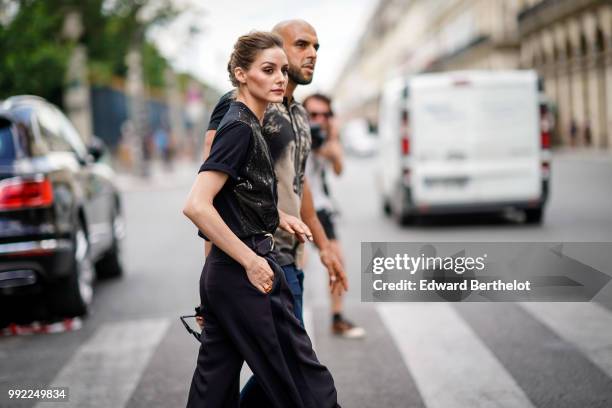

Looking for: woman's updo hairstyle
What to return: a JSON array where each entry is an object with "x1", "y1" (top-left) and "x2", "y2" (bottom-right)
[{"x1": 227, "y1": 31, "x2": 284, "y2": 87}]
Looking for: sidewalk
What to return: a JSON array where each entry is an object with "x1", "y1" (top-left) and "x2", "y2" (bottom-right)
[
  {"x1": 552, "y1": 146, "x2": 612, "y2": 162},
  {"x1": 114, "y1": 159, "x2": 198, "y2": 193}
]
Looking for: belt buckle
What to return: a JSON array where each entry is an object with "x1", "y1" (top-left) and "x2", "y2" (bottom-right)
[
  {"x1": 264, "y1": 233, "x2": 275, "y2": 252},
  {"x1": 253, "y1": 234, "x2": 274, "y2": 256}
]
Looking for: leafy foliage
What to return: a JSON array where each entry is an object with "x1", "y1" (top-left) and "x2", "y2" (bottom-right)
[{"x1": 0, "y1": 0, "x2": 178, "y2": 105}]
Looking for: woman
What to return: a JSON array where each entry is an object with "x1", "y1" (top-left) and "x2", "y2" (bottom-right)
[{"x1": 183, "y1": 31, "x2": 339, "y2": 408}]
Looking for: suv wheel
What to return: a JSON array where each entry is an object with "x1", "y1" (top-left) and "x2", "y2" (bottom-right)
[
  {"x1": 48, "y1": 223, "x2": 94, "y2": 317},
  {"x1": 96, "y1": 208, "x2": 125, "y2": 278}
]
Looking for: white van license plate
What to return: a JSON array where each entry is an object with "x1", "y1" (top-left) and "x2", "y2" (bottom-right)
[{"x1": 424, "y1": 177, "x2": 469, "y2": 188}]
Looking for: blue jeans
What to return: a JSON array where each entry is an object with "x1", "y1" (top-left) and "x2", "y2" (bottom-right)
[
  {"x1": 281, "y1": 264, "x2": 305, "y2": 326},
  {"x1": 240, "y1": 263, "x2": 305, "y2": 406}
]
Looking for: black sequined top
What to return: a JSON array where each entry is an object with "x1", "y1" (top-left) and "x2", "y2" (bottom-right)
[
  {"x1": 198, "y1": 101, "x2": 279, "y2": 239},
  {"x1": 208, "y1": 90, "x2": 312, "y2": 266}
]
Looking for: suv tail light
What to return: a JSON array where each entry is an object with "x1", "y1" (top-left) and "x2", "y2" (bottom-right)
[{"x1": 0, "y1": 176, "x2": 54, "y2": 210}]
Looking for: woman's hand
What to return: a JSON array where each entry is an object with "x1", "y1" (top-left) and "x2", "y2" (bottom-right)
[
  {"x1": 279, "y1": 210, "x2": 313, "y2": 243},
  {"x1": 244, "y1": 254, "x2": 275, "y2": 294}
]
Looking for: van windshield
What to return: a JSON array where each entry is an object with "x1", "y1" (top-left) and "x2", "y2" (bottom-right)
[{"x1": 0, "y1": 123, "x2": 16, "y2": 161}]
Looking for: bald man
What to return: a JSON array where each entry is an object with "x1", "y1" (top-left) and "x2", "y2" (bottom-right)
[{"x1": 199, "y1": 20, "x2": 347, "y2": 407}]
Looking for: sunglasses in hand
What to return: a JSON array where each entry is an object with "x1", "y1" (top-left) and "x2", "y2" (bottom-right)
[{"x1": 180, "y1": 305, "x2": 204, "y2": 342}]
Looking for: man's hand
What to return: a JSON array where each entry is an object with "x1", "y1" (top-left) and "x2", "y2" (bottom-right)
[
  {"x1": 319, "y1": 245, "x2": 348, "y2": 295},
  {"x1": 318, "y1": 140, "x2": 343, "y2": 175},
  {"x1": 196, "y1": 316, "x2": 204, "y2": 329},
  {"x1": 279, "y1": 210, "x2": 313, "y2": 243}
]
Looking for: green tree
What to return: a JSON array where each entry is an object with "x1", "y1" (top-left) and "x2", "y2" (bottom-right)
[
  {"x1": 0, "y1": 0, "x2": 184, "y2": 104},
  {"x1": 0, "y1": 0, "x2": 73, "y2": 105}
]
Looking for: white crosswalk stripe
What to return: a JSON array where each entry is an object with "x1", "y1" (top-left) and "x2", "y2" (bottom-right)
[
  {"x1": 35, "y1": 318, "x2": 170, "y2": 408},
  {"x1": 303, "y1": 307, "x2": 316, "y2": 348},
  {"x1": 520, "y1": 302, "x2": 612, "y2": 378},
  {"x1": 377, "y1": 303, "x2": 535, "y2": 408},
  {"x1": 24, "y1": 302, "x2": 612, "y2": 408}
]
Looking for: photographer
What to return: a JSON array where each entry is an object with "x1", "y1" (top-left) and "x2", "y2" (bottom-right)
[{"x1": 304, "y1": 93, "x2": 366, "y2": 339}]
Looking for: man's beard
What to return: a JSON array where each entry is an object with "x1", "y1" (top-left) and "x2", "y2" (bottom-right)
[{"x1": 288, "y1": 65, "x2": 313, "y2": 85}]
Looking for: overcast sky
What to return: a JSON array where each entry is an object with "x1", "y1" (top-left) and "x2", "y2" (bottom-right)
[{"x1": 150, "y1": 0, "x2": 377, "y2": 98}]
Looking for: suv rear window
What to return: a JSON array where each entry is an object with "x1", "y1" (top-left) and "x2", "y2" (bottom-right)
[{"x1": 0, "y1": 121, "x2": 16, "y2": 161}]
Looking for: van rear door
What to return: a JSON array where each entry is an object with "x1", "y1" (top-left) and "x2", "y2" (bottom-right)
[{"x1": 410, "y1": 71, "x2": 541, "y2": 208}]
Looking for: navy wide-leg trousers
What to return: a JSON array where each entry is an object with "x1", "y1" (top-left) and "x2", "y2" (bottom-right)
[{"x1": 186, "y1": 244, "x2": 339, "y2": 408}]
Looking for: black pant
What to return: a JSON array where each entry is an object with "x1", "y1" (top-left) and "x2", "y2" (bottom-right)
[{"x1": 187, "y1": 243, "x2": 339, "y2": 408}]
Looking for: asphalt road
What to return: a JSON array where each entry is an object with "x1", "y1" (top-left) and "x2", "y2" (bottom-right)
[{"x1": 1, "y1": 149, "x2": 612, "y2": 408}]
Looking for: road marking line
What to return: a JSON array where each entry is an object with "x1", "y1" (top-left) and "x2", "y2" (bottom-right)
[
  {"x1": 303, "y1": 307, "x2": 315, "y2": 349},
  {"x1": 35, "y1": 318, "x2": 170, "y2": 408},
  {"x1": 239, "y1": 364, "x2": 254, "y2": 389},
  {"x1": 520, "y1": 302, "x2": 612, "y2": 378},
  {"x1": 377, "y1": 303, "x2": 534, "y2": 408}
]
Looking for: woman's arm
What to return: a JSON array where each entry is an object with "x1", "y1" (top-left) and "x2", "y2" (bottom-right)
[
  {"x1": 183, "y1": 170, "x2": 274, "y2": 293},
  {"x1": 201, "y1": 129, "x2": 217, "y2": 258}
]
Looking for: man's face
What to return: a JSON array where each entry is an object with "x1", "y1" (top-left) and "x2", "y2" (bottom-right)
[
  {"x1": 279, "y1": 24, "x2": 319, "y2": 85},
  {"x1": 305, "y1": 98, "x2": 332, "y2": 131}
]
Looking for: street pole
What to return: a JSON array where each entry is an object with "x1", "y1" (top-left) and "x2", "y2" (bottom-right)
[
  {"x1": 63, "y1": 11, "x2": 93, "y2": 145},
  {"x1": 165, "y1": 68, "x2": 186, "y2": 159},
  {"x1": 126, "y1": 46, "x2": 150, "y2": 177}
]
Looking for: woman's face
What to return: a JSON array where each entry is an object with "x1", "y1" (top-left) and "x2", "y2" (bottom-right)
[{"x1": 243, "y1": 47, "x2": 288, "y2": 103}]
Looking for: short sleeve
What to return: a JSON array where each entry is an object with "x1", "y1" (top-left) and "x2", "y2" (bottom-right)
[
  {"x1": 207, "y1": 91, "x2": 235, "y2": 131},
  {"x1": 197, "y1": 230, "x2": 209, "y2": 241},
  {"x1": 198, "y1": 121, "x2": 251, "y2": 180}
]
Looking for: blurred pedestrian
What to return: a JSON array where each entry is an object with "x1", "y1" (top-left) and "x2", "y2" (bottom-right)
[
  {"x1": 584, "y1": 121, "x2": 592, "y2": 146},
  {"x1": 200, "y1": 19, "x2": 348, "y2": 407},
  {"x1": 183, "y1": 31, "x2": 340, "y2": 408},
  {"x1": 153, "y1": 126, "x2": 170, "y2": 165},
  {"x1": 570, "y1": 118, "x2": 578, "y2": 147},
  {"x1": 304, "y1": 93, "x2": 365, "y2": 339}
]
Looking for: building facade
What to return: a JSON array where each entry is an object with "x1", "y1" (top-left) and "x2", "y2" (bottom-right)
[
  {"x1": 518, "y1": 0, "x2": 612, "y2": 148},
  {"x1": 333, "y1": 0, "x2": 612, "y2": 149}
]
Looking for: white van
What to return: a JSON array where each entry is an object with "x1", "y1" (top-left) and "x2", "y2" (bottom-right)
[{"x1": 377, "y1": 70, "x2": 551, "y2": 225}]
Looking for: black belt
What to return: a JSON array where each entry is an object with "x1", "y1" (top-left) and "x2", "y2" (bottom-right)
[{"x1": 241, "y1": 233, "x2": 275, "y2": 256}]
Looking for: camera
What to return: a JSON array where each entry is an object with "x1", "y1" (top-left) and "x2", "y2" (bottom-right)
[{"x1": 310, "y1": 123, "x2": 327, "y2": 150}]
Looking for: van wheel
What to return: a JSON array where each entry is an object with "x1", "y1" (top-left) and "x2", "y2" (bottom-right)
[
  {"x1": 96, "y1": 208, "x2": 125, "y2": 278},
  {"x1": 398, "y1": 214, "x2": 416, "y2": 226},
  {"x1": 525, "y1": 208, "x2": 543, "y2": 224},
  {"x1": 391, "y1": 199, "x2": 414, "y2": 226},
  {"x1": 394, "y1": 208, "x2": 415, "y2": 226},
  {"x1": 48, "y1": 223, "x2": 94, "y2": 318}
]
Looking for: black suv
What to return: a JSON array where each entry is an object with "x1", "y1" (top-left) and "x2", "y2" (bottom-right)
[{"x1": 0, "y1": 96, "x2": 124, "y2": 325}]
